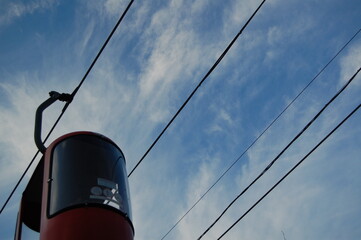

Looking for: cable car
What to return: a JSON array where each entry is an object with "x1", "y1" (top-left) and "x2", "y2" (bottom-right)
[{"x1": 15, "y1": 92, "x2": 134, "y2": 239}]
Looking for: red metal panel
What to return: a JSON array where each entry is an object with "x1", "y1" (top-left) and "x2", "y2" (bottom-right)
[{"x1": 40, "y1": 207, "x2": 133, "y2": 240}]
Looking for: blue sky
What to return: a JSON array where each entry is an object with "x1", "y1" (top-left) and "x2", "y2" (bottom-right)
[{"x1": 0, "y1": 0, "x2": 360, "y2": 239}]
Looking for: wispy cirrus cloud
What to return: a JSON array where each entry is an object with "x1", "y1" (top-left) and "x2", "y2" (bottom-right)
[
  {"x1": 0, "y1": 0, "x2": 58, "y2": 27},
  {"x1": 1, "y1": 0, "x2": 360, "y2": 239},
  {"x1": 339, "y1": 41, "x2": 361, "y2": 86}
]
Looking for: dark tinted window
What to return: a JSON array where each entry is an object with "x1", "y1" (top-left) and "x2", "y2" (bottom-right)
[{"x1": 49, "y1": 134, "x2": 131, "y2": 220}]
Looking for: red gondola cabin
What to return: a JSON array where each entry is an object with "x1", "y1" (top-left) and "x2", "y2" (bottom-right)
[{"x1": 15, "y1": 92, "x2": 134, "y2": 239}]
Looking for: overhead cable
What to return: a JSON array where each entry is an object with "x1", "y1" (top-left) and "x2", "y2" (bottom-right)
[
  {"x1": 0, "y1": 0, "x2": 135, "y2": 215},
  {"x1": 218, "y1": 102, "x2": 361, "y2": 239},
  {"x1": 128, "y1": 0, "x2": 267, "y2": 177},
  {"x1": 197, "y1": 67, "x2": 361, "y2": 239},
  {"x1": 159, "y1": 28, "x2": 361, "y2": 240}
]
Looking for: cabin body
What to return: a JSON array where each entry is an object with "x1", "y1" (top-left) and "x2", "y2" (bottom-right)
[{"x1": 15, "y1": 132, "x2": 134, "y2": 240}]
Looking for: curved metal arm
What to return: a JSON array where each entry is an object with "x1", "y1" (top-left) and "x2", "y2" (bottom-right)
[{"x1": 34, "y1": 91, "x2": 72, "y2": 153}]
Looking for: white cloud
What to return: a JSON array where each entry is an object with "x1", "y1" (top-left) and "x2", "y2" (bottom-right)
[
  {"x1": 339, "y1": 41, "x2": 361, "y2": 86},
  {"x1": 0, "y1": 76, "x2": 47, "y2": 177},
  {"x1": 206, "y1": 107, "x2": 235, "y2": 135},
  {"x1": 76, "y1": 20, "x2": 95, "y2": 58},
  {"x1": 267, "y1": 26, "x2": 283, "y2": 46},
  {"x1": 134, "y1": 1, "x2": 218, "y2": 124},
  {"x1": 190, "y1": 0, "x2": 208, "y2": 14},
  {"x1": 175, "y1": 154, "x2": 228, "y2": 240},
  {"x1": 104, "y1": 0, "x2": 127, "y2": 16},
  {"x1": 0, "y1": 0, "x2": 58, "y2": 27},
  {"x1": 226, "y1": 0, "x2": 260, "y2": 30}
]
